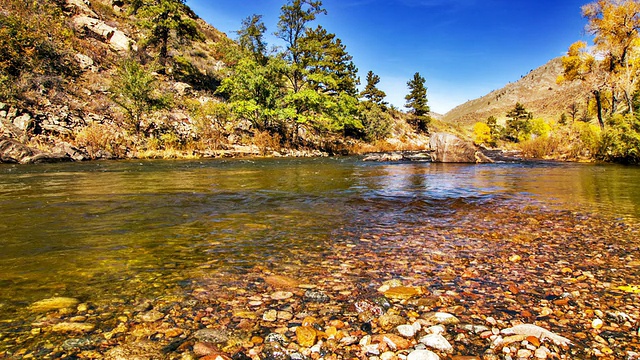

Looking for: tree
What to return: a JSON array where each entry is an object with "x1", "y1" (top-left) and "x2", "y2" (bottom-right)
[
  {"x1": 405, "y1": 72, "x2": 431, "y2": 132},
  {"x1": 361, "y1": 70, "x2": 387, "y2": 106},
  {"x1": 473, "y1": 122, "x2": 492, "y2": 146},
  {"x1": 504, "y1": 102, "x2": 533, "y2": 142},
  {"x1": 583, "y1": 0, "x2": 640, "y2": 115},
  {"x1": 275, "y1": 0, "x2": 326, "y2": 93},
  {"x1": 568, "y1": 102, "x2": 580, "y2": 122},
  {"x1": 111, "y1": 59, "x2": 171, "y2": 133},
  {"x1": 558, "y1": 41, "x2": 606, "y2": 129},
  {"x1": 136, "y1": 0, "x2": 203, "y2": 68},
  {"x1": 237, "y1": 14, "x2": 268, "y2": 64},
  {"x1": 298, "y1": 26, "x2": 359, "y2": 97}
]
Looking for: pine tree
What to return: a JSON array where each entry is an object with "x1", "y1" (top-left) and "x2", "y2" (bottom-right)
[
  {"x1": 136, "y1": 0, "x2": 203, "y2": 68},
  {"x1": 405, "y1": 72, "x2": 431, "y2": 132},
  {"x1": 361, "y1": 70, "x2": 387, "y2": 106}
]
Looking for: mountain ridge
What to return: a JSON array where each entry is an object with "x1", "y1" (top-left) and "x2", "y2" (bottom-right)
[{"x1": 443, "y1": 57, "x2": 590, "y2": 126}]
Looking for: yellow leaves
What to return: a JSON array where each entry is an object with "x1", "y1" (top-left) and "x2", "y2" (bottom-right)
[
  {"x1": 615, "y1": 284, "x2": 640, "y2": 293},
  {"x1": 472, "y1": 122, "x2": 492, "y2": 146}
]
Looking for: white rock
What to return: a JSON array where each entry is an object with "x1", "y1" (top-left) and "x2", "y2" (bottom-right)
[
  {"x1": 418, "y1": 334, "x2": 453, "y2": 353},
  {"x1": 406, "y1": 349, "x2": 440, "y2": 360},
  {"x1": 517, "y1": 349, "x2": 533, "y2": 358},
  {"x1": 426, "y1": 312, "x2": 459, "y2": 325},
  {"x1": 501, "y1": 324, "x2": 572, "y2": 346},
  {"x1": 425, "y1": 325, "x2": 445, "y2": 335},
  {"x1": 397, "y1": 324, "x2": 416, "y2": 338},
  {"x1": 534, "y1": 346, "x2": 549, "y2": 359},
  {"x1": 380, "y1": 351, "x2": 395, "y2": 360}
]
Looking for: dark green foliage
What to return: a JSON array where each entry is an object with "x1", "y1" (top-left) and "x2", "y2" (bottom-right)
[
  {"x1": 504, "y1": 102, "x2": 532, "y2": 142},
  {"x1": 405, "y1": 72, "x2": 431, "y2": 133},
  {"x1": 361, "y1": 71, "x2": 387, "y2": 106},
  {"x1": 299, "y1": 26, "x2": 359, "y2": 97},
  {"x1": 136, "y1": 0, "x2": 204, "y2": 67}
]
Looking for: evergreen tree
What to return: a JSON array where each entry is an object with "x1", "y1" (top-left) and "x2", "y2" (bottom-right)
[
  {"x1": 504, "y1": 102, "x2": 533, "y2": 142},
  {"x1": 298, "y1": 25, "x2": 359, "y2": 96},
  {"x1": 361, "y1": 70, "x2": 387, "y2": 106},
  {"x1": 136, "y1": 0, "x2": 203, "y2": 68},
  {"x1": 405, "y1": 72, "x2": 431, "y2": 132}
]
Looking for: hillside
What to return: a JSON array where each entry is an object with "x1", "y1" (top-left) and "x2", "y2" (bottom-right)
[{"x1": 443, "y1": 58, "x2": 590, "y2": 127}]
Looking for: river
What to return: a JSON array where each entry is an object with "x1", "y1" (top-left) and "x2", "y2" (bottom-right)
[{"x1": 0, "y1": 158, "x2": 639, "y2": 358}]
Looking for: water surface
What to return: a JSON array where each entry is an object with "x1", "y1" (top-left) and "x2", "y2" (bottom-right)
[{"x1": 0, "y1": 158, "x2": 638, "y2": 322}]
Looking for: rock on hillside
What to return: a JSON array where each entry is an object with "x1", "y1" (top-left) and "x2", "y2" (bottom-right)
[{"x1": 443, "y1": 58, "x2": 590, "y2": 127}]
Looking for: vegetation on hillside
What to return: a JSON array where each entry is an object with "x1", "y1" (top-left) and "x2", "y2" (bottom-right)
[
  {"x1": 471, "y1": 0, "x2": 640, "y2": 164},
  {"x1": 0, "y1": 0, "x2": 436, "y2": 160}
]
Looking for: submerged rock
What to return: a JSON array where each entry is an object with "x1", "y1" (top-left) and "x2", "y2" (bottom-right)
[{"x1": 29, "y1": 297, "x2": 80, "y2": 313}]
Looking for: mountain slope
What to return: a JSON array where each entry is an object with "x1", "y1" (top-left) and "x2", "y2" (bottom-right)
[{"x1": 443, "y1": 58, "x2": 590, "y2": 127}]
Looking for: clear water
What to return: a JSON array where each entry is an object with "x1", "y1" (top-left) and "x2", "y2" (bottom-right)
[{"x1": 0, "y1": 158, "x2": 638, "y2": 321}]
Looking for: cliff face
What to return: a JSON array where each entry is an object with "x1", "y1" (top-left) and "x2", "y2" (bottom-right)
[{"x1": 443, "y1": 58, "x2": 591, "y2": 127}]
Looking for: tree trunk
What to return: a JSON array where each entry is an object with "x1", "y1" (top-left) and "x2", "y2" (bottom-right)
[{"x1": 594, "y1": 90, "x2": 605, "y2": 130}]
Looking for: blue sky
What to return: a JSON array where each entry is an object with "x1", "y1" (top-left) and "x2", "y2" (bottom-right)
[{"x1": 185, "y1": 0, "x2": 591, "y2": 114}]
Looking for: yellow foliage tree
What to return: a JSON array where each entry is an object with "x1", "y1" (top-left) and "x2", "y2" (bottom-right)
[
  {"x1": 473, "y1": 122, "x2": 493, "y2": 146},
  {"x1": 562, "y1": 0, "x2": 640, "y2": 129}
]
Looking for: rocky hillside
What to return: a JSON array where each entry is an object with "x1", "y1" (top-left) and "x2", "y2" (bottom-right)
[{"x1": 443, "y1": 58, "x2": 591, "y2": 127}]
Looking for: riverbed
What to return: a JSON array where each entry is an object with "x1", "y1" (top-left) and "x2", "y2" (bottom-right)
[{"x1": 0, "y1": 158, "x2": 638, "y2": 359}]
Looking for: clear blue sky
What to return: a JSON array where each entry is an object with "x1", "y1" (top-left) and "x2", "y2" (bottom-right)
[{"x1": 185, "y1": 0, "x2": 591, "y2": 114}]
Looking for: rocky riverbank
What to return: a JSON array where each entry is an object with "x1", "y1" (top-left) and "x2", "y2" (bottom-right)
[{"x1": 1, "y1": 202, "x2": 639, "y2": 359}]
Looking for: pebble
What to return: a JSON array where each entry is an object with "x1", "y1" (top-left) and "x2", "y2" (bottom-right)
[
  {"x1": 534, "y1": 346, "x2": 549, "y2": 359},
  {"x1": 263, "y1": 309, "x2": 278, "y2": 322},
  {"x1": 592, "y1": 318, "x2": 604, "y2": 329},
  {"x1": 397, "y1": 324, "x2": 416, "y2": 337},
  {"x1": 424, "y1": 312, "x2": 459, "y2": 325},
  {"x1": 29, "y1": 297, "x2": 79, "y2": 313},
  {"x1": 270, "y1": 291, "x2": 293, "y2": 300},
  {"x1": 51, "y1": 322, "x2": 95, "y2": 333},
  {"x1": 303, "y1": 290, "x2": 330, "y2": 303},
  {"x1": 139, "y1": 309, "x2": 164, "y2": 322},
  {"x1": 517, "y1": 349, "x2": 533, "y2": 358},
  {"x1": 419, "y1": 334, "x2": 453, "y2": 353},
  {"x1": 407, "y1": 349, "x2": 440, "y2": 360}
]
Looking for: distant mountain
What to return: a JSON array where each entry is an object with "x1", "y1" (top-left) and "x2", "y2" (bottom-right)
[{"x1": 443, "y1": 58, "x2": 590, "y2": 126}]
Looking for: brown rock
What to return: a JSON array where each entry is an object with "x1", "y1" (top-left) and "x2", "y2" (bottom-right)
[
  {"x1": 429, "y1": 133, "x2": 493, "y2": 163},
  {"x1": 296, "y1": 326, "x2": 317, "y2": 347},
  {"x1": 384, "y1": 286, "x2": 422, "y2": 300},
  {"x1": 265, "y1": 275, "x2": 300, "y2": 289},
  {"x1": 372, "y1": 334, "x2": 412, "y2": 350}
]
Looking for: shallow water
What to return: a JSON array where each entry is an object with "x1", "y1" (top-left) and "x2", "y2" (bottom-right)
[{"x1": 0, "y1": 158, "x2": 639, "y2": 354}]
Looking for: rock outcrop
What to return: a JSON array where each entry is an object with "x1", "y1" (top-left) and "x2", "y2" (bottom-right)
[
  {"x1": 73, "y1": 15, "x2": 137, "y2": 52},
  {"x1": 428, "y1": 133, "x2": 493, "y2": 163}
]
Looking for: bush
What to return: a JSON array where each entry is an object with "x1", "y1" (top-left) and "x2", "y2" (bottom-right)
[
  {"x1": 360, "y1": 105, "x2": 392, "y2": 142},
  {"x1": 74, "y1": 123, "x2": 126, "y2": 159},
  {"x1": 598, "y1": 114, "x2": 640, "y2": 164}
]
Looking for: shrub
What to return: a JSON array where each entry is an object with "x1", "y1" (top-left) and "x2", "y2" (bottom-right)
[
  {"x1": 360, "y1": 105, "x2": 392, "y2": 142},
  {"x1": 254, "y1": 130, "x2": 281, "y2": 155},
  {"x1": 597, "y1": 114, "x2": 640, "y2": 164}
]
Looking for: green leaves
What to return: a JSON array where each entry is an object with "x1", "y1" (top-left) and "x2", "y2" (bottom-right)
[{"x1": 111, "y1": 59, "x2": 171, "y2": 133}]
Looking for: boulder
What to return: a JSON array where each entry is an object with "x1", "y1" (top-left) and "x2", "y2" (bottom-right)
[
  {"x1": 65, "y1": 0, "x2": 98, "y2": 17},
  {"x1": 75, "y1": 53, "x2": 96, "y2": 71},
  {"x1": 0, "y1": 137, "x2": 38, "y2": 163},
  {"x1": 428, "y1": 133, "x2": 493, "y2": 163},
  {"x1": 73, "y1": 16, "x2": 137, "y2": 52},
  {"x1": 0, "y1": 137, "x2": 74, "y2": 164}
]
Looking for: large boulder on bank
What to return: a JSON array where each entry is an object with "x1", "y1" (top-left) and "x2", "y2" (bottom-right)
[
  {"x1": 0, "y1": 137, "x2": 37, "y2": 163},
  {"x1": 428, "y1": 133, "x2": 492, "y2": 163},
  {"x1": 0, "y1": 137, "x2": 75, "y2": 164}
]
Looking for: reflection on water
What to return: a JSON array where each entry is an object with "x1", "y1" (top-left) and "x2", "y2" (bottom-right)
[{"x1": 0, "y1": 158, "x2": 638, "y2": 320}]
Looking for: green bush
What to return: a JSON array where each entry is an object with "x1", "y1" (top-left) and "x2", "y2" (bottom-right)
[{"x1": 598, "y1": 114, "x2": 640, "y2": 164}]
